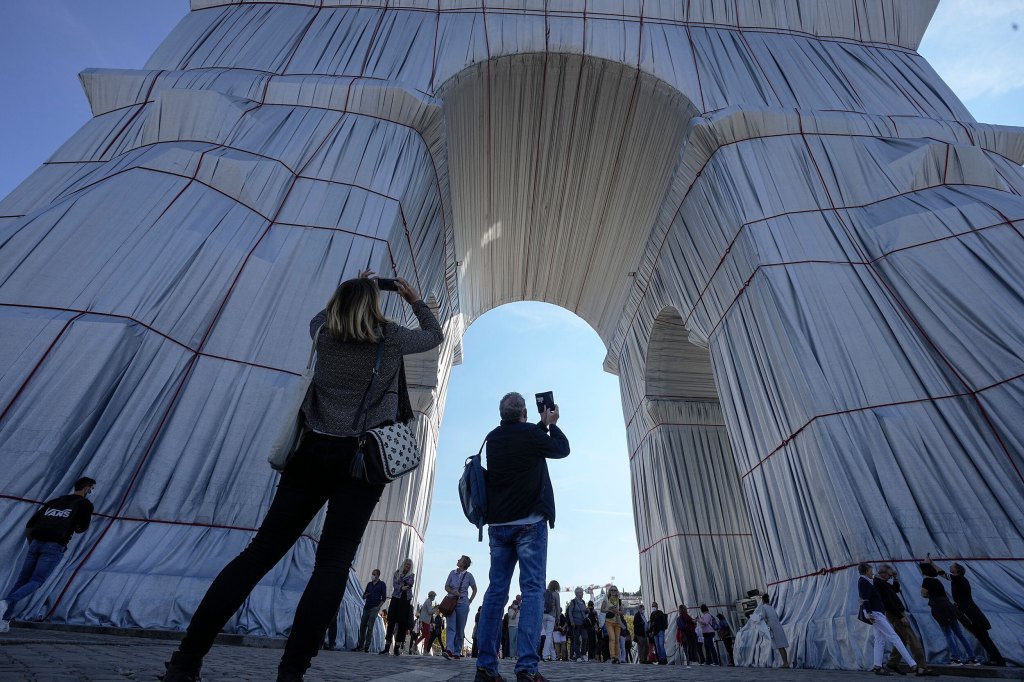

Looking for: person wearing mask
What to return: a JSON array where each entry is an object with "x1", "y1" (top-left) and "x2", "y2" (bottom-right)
[
  {"x1": 507, "y1": 595, "x2": 522, "y2": 659},
  {"x1": 473, "y1": 393, "x2": 570, "y2": 682},
  {"x1": 696, "y1": 604, "x2": 720, "y2": 665},
  {"x1": 161, "y1": 273, "x2": 442, "y2": 682},
  {"x1": 715, "y1": 613, "x2": 735, "y2": 667},
  {"x1": 383, "y1": 559, "x2": 416, "y2": 656},
  {"x1": 0, "y1": 476, "x2": 96, "y2": 631},
  {"x1": 858, "y1": 563, "x2": 919, "y2": 676},
  {"x1": 632, "y1": 603, "x2": 649, "y2": 664},
  {"x1": 919, "y1": 560, "x2": 976, "y2": 665},
  {"x1": 566, "y1": 587, "x2": 588, "y2": 662},
  {"x1": 648, "y1": 601, "x2": 668, "y2": 665},
  {"x1": 600, "y1": 585, "x2": 625, "y2": 663},
  {"x1": 416, "y1": 590, "x2": 437, "y2": 655},
  {"x1": 541, "y1": 580, "x2": 560, "y2": 661},
  {"x1": 752, "y1": 594, "x2": 789, "y2": 669},
  {"x1": 931, "y1": 559, "x2": 1006, "y2": 667},
  {"x1": 873, "y1": 565, "x2": 933, "y2": 675},
  {"x1": 443, "y1": 555, "x2": 478, "y2": 660}
]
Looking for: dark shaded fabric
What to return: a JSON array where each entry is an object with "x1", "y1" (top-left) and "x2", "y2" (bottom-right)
[{"x1": 484, "y1": 422, "x2": 569, "y2": 527}]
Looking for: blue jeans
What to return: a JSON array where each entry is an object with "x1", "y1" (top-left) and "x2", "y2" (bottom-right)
[
  {"x1": 653, "y1": 631, "x2": 667, "y2": 661},
  {"x1": 477, "y1": 520, "x2": 547, "y2": 675},
  {"x1": 4, "y1": 540, "x2": 66, "y2": 620},
  {"x1": 940, "y1": 621, "x2": 974, "y2": 662},
  {"x1": 446, "y1": 601, "x2": 470, "y2": 654}
]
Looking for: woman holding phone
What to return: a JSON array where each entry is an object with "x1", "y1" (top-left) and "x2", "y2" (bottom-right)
[{"x1": 163, "y1": 271, "x2": 443, "y2": 682}]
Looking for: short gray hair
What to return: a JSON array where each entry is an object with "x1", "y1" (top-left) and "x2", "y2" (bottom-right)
[
  {"x1": 499, "y1": 392, "x2": 526, "y2": 421},
  {"x1": 878, "y1": 563, "x2": 895, "y2": 576}
]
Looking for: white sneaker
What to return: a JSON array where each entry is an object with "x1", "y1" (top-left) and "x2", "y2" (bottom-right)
[{"x1": 0, "y1": 619, "x2": 10, "y2": 633}]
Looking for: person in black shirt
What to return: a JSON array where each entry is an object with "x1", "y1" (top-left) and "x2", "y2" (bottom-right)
[
  {"x1": 1, "y1": 477, "x2": 95, "y2": 631},
  {"x1": 931, "y1": 559, "x2": 1006, "y2": 667},
  {"x1": 919, "y1": 560, "x2": 976, "y2": 665},
  {"x1": 649, "y1": 601, "x2": 669, "y2": 664},
  {"x1": 874, "y1": 564, "x2": 932, "y2": 675},
  {"x1": 858, "y1": 563, "x2": 919, "y2": 675}
]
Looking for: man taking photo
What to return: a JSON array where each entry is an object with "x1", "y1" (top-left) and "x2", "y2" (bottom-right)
[{"x1": 474, "y1": 392, "x2": 570, "y2": 682}]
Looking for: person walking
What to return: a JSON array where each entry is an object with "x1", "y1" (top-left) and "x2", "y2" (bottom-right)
[
  {"x1": 873, "y1": 565, "x2": 933, "y2": 675},
  {"x1": 919, "y1": 560, "x2": 975, "y2": 664},
  {"x1": 715, "y1": 613, "x2": 735, "y2": 666},
  {"x1": 352, "y1": 569, "x2": 387, "y2": 652},
  {"x1": 426, "y1": 608, "x2": 445, "y2": 655},
  {"x1": 1, "y1": 476, "x2": 96, "y2": 631},
  {"x1": 858, "y1": 563, "x2": 919, "y2": 676},
  {"x1": 507, "y1": 595, "x2": 522, "y2": 659},
  {"x1": 383, "y1": 559, "x2": 416, "y2": 656},
  {"x1": 600, "y1": 585, "x2": 625, "y2": 663},
  {"x1": 443, "y1": 555, "x2": 477, "y2": 659},
  {"x1": 472, "y1": 392, "x2": 570, "y2": 682},
  {"x1": 932, "y1": 559, "x2": 1006, "y2": 666},
  {"x1": 649, "y1": 601, "x2": 668, "y2": 664},
  {"x1": 753, "y1": 594, "x2": 789, "y2": 668},
  {"x1": 539, "y1": 580, "x2": 560, "y2": 660},
  {"x1": 566, "y1": 587, "x2": 588, "y2": 662},
  {"x1": 697, "y1": 604, "x2": 721, "y2": 665},
  {"x1": 632, "y1": 603, "x2": 649, "y2": 664},
  {"x1": 416, "y1": 590, "x2": 437, "y2": 655},
  {"x1": 161, "y1": 273, "x2": 443, "y2": 682}
]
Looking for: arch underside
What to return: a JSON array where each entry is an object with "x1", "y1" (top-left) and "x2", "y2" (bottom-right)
[{"x1": 1, "y1": 0, "x2": 1023, "y2": 669}]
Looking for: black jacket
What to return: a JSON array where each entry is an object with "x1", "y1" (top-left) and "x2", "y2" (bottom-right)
[
  {"x1": 873, "y1": 576, "x2": 906, "y2": 617},
  {"x1": 859, "y1": 576, "x2": 885, "y2": 614},
  {"x1": 649, "y1": 609, "x2": 668, "y2": 634},
  {"x1": 28, "y1": 494, "x2": 93, "y2": 547},
  {"x1": 633, "y1": 612, "x2": 648, "y2": 637},
  {"x1": 485, "y1": 420, "x2": 570, "y2": 527}
]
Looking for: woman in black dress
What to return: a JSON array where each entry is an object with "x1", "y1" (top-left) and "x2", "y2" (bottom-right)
[{"x1": 919, "y1": 561, "x2": 977, "y2": 665}]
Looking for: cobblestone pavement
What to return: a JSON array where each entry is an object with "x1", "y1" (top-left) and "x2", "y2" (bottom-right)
[{"x1": 1, "y1": 628, "x2": 1018, "y2": 682}]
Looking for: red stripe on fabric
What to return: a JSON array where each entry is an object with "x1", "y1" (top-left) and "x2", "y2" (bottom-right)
[
  {"x1": 639, "y1": 531, "x2": 754, "y2": 556},
  {"x1": 0, "y1": 303, "x2": 305, "y2": 377},
  {"x1": 0, "y1": 313, "x2": 84, "y2": 425},
  {"x1": 768, "y1": 556, "x2": 1024, "y2": 587},
  {"x1": 612, "y1": 126, "x2": 1019, "y2": 367},
  {"x1": 367, "y1": 518, "x2": 425, "y2": 543},
  {"x1": 796, "y1": 116, "x2": 1024, "y2": 485}
]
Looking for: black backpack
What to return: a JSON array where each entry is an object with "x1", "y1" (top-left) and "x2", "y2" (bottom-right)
[{"x1": 30, "y1": 495, "x2": 82, "y2": 544}]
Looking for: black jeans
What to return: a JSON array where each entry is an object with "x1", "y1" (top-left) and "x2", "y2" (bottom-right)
[
  {"x1": 171, "y1": 433, "x2": 384, "y2": 676},
  {"x1": 384, "y1": 596, "x2": 412, "y2": 652}
]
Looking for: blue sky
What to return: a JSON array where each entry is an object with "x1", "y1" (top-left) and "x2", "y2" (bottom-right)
[{"x1": 1, "y1": 0, "x2": 1022, "y2": 613}]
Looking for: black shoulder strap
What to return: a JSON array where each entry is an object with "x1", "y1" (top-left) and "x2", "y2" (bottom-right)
[{"x1": 351, "y1": 338, "x2": 388, "y2": 432}]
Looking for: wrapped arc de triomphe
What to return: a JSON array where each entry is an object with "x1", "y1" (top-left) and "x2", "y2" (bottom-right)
[{"x1": 0, "y1": 0, "x2": 1022, "y2": 668}]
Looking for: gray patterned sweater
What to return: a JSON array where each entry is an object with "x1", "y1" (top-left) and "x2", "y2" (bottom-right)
[{"x1": 301, "y1": 300, "x2": 443, "y2": 437}]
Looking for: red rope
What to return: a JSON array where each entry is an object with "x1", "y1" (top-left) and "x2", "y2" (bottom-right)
[{"x1": 639, "y1": 531, "x2": 754, "y2": 556}]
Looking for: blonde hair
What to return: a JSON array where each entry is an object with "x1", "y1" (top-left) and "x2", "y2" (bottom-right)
[{"x1": 325, "y1": 278, "x2": 390, "y2": 342}]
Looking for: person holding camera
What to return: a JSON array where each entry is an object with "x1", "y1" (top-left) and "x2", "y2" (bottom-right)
[
  {"x1": 162, "y1": 272, "x2": 443, "y2": 682},
  {"x1": 472, "y1": 392, "x2": 570, "y2": 682}
]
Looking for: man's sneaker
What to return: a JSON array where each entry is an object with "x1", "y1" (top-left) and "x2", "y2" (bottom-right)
[
  {"x1": 276, "y1": 672, "x2": 303, "y2": 682},
  {"x1": 474, "y1": 668, "x2": 506, "y2": 682},
  {"x1": 885, "y1": 662, "x2": 907, "y2": 675},
  {"x1": 442, "y1": 649, "x2": 455, "y2": 660},
  {"x1": 0, "y1": 619, "x2": 9, "y2": 634},
  {"x1": 0, "y1": 600, "x2": 8, "y2": 620}
]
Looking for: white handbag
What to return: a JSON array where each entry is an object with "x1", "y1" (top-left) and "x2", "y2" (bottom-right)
[{"x1": 267, "y1": 325, "x2": 322, "y2": 471}]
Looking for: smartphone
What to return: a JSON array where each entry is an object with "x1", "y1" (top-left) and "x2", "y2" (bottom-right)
[
  {"x1": 376, "y1": 277, "x2": 399, "y2": 292},
  {"x1": 535, "y1": 391, "x2": 555, "y2": 414}
]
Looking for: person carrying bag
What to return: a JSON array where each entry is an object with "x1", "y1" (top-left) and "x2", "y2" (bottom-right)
[{"x1": 162, "y1": 271, "x2": 443, "y2": 682}]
